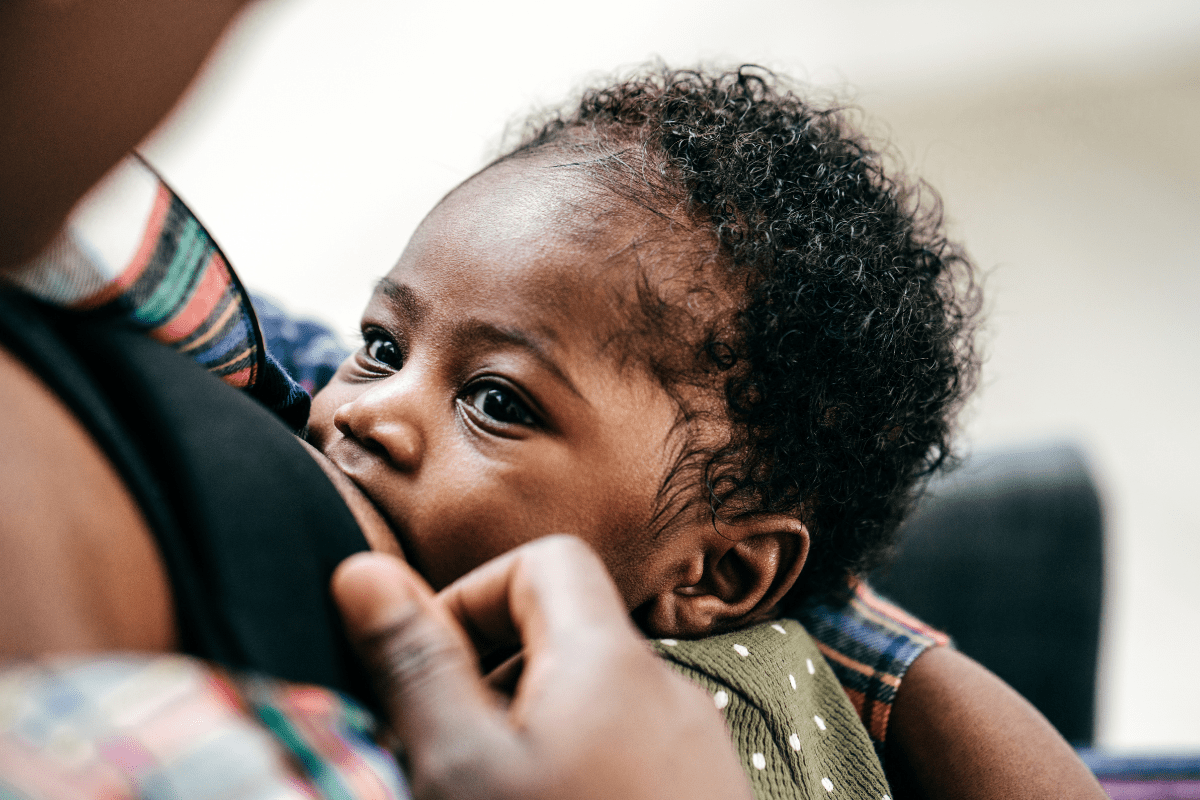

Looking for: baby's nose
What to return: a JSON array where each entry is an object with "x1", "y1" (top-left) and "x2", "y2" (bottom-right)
[{"x1": 333, "y1": 382, "x2": 425, "y2": 472}]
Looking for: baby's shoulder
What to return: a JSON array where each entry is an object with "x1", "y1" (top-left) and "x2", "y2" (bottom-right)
[{"x1": 651, "y1": 620, "x2": 890, "y2": 800}]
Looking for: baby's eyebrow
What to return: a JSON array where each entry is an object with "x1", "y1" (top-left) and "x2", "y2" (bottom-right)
[
  {"x1": 373, "y1": 277, "x2": 588, "y2": 404},
  {"x1": 373, "y1": 278, "x2": 425, "y2": 323},
  {"x1": 450, "y1": 319, "x2": 586, "y2": 403}
]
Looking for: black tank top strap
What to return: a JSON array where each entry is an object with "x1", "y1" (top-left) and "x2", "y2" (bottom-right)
[{"x1": 0, "y1": 288, "x2": 375, "y2": 705}]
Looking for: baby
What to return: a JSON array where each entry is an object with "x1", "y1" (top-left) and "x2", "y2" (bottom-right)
[
  {"x1": 298, "y1": 69, "x2": 979, "y2": 798},
  {"x1": 307, "y1": 66, "x2": 979, "y2": 642}
]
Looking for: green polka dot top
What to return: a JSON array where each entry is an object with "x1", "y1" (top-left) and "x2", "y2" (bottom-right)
[{"x1": 652, "y1": 619, "x2": 892, "y2": 800}]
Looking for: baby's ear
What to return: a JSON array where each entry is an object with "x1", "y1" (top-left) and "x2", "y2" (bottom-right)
[{"x1": 642, "y1": 515, "x2": 809, "y2": 638}]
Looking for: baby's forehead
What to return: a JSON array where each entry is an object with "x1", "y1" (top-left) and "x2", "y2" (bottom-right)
[
  {"x1": 409, "y1": 158, "x2": 700, "y2": 304},
  {"x1": 439, "y1": 156, "x2": 664, "y2": 253},
  {"x1": 390, "y1": 153, "x2": 736, "y2": 381}
]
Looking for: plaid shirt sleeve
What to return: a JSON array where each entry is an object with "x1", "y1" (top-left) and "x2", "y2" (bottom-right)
[
  {"x1": 791, "y1": 582, "x2": 950, "y2": 762},
  {"x1": 0, "y1": 655, "x2": 411, "y2": 800}
]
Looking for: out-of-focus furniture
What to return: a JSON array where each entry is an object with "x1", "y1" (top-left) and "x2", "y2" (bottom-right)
[
  {"x1": 872, "y1": 442, "x2": 1105, "y2": 745},
  {"x1": 1078, "y1": 750, "x2": 1200, "y2": 799}
]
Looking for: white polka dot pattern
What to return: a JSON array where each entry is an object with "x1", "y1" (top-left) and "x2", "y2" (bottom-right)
[{"x1": 649, "y1": 619, "x2": 891, "y2": 799}]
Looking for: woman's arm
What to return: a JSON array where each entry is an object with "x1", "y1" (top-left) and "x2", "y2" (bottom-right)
[
  {"x1": 888, "y1": 646, "x2": 1107, "y2": 800},
  {"x1": 0, "y1": 0, "x2": 255, "y2": 270}
]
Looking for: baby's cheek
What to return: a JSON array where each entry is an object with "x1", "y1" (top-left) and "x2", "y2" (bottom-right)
[
  {"x1": 401, "y1": 503, "x2": 516, "y2": 591},
  {"x1": 409, "y1": 494, "x2": 581, "y2": 590},
  {"x1": 305, "y1": 385, "x2": 340, "y2": 448}
]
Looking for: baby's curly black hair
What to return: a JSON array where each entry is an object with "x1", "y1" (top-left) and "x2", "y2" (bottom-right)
[{"x1": 497, "y1": 66, "x2": 981, "y2": 602}]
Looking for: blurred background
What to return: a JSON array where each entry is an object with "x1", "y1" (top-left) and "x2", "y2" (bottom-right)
[{"x1": 141, "y1": 0, "x2": 1199, "y2": 752}]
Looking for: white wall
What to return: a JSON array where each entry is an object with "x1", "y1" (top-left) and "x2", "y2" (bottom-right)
[{"x1": 142, "y1": 0, "x2": 1200, "y2": 751}]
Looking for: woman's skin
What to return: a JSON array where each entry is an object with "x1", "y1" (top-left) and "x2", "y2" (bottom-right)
[
  {"x1": 0, "y1": 344, "x2": 175, "y2": 656},
  {"x1": 299, "y1": 437, "x2": 406, "y2": 557},
  {"x1": 0, "y1": 0, "x2": 256, "y2": 271},
  {"x1": 0, "y1": 2, "x2": 1107, "y2": 798}
]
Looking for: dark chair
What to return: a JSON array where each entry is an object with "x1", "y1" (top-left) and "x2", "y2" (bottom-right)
[{"x1": 871, "y1": 442, "x2": 1105, "y2": 745}]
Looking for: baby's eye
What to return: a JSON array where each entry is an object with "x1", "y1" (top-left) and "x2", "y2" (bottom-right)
[
  {"x1": 465, "y1": 384, "x2": 537, "y2": 427},
  {"x1": 363, "y1": 330, "x2": 403, "y2": 370}
]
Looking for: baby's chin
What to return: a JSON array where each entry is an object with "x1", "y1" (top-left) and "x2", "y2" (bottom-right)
[{"x1": 295, "y1": 436, "x2": 405, "y2": 558}]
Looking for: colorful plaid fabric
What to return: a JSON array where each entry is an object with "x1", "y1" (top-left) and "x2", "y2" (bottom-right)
[
  {"x1": 77, "y1": 186, "x2": 261, "y2": 387},
  {"x1": 791, "y1": 582, "x2": 950, "y2": 760},
  {"x1": 0, "y1": 656, "x2": 411, "y2": 800}
]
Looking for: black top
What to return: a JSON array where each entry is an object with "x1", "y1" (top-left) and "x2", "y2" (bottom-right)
[{"x1": 0, "y1": 288, "x2": 375, "y2": 705}]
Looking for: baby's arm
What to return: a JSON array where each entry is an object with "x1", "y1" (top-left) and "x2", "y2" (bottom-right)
[
  {"x1": 888, "y1": 646, "x2": 1106, "y2": 800},
  {"x1": 796, "y1": 584, "x2": 1105, "y2": 798}
]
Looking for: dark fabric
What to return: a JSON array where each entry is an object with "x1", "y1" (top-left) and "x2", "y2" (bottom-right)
[
  {"x1": 871, "y1": 443, "x2": 1105, "y2": 745},
  {"x1": 0, "y1": 288, "x2": 375, "y2": 706},
  {"x1": 252, "y1": 350, "x2": 312, "y2": 432},
  {"x1": 252, "y1": 294, "x2": 348, "y2": 399}
]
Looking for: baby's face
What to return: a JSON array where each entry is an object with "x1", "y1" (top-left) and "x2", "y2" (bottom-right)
[{"x1": 308, "y1": 158, "x2": 697, "y2": 606}]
